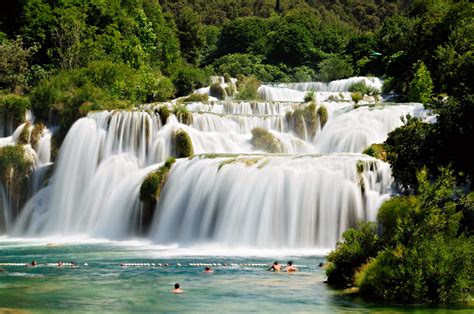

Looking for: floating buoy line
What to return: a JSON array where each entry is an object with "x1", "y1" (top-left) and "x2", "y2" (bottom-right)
[{"x1": 0, "y1": 262, "x2": 306, "y2": 268}]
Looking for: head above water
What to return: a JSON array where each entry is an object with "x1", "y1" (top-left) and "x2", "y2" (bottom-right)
[
  {"x1": 273, "y1": 261, "x2": 279, "y2": 265},
  {"x1": 287, "y1": 261, "x2": 293, "y2": 266},
  {"x1": 174, "y1": 283, "x2": 180, "y2": 289},
  {"x1": 205, "y1": 267, "x2": 211, "y2": 271},
  {"x1": 31, "y1": 260, "x2": 37, "y2": 266}
]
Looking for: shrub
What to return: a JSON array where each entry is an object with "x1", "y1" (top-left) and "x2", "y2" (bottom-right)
[
  {"x1": 408, "y1": 61, "x2": 433, "y2": 104},
  {"x1": 174, "y1": 129, "x2": 194, "y2": 158},
  {"x1": 209, "y1": 82, "x2": 226, "y2": 100},
  {"x1": 351, "y1": 92, "x2": 363, "y2": 104},
  {"x1": 317, "y1": 105, "x2": 328, "y2": 128},
  {"x1": 183, "y1": 93, "x2": 209, "y2": 102},
  {"x1": 223, "y1": 73, "x2": 231, "y2": 83},
  {"x1": 326, "y1": 222, "x2": 381, "y2": 287},
  {"x1": 382, "y1": 76, "x2": 396, "y2": 94},
  {"x1": 357, "y1": 236, "x2": 474, "y2": 304},
  {"x1": 348, "y1": 81, "x2": 380, "y2": 96},
  {"x1": 250, "y1": 127, "x2": 283, "y2": 153},
  {"x1": 362, "y1": 143, "x2": 387, "y2": 161},
  {"x1": 317, "y1": 57, "x2": 354, "y2": 82},
  {"x1": 304, "y1": 91, "x2": 315, "y2": 102},
  {"x1": 171, "y1": 63, "x2": 208, "y2": 97},
  {"x1": 0, "y1": 94, "x2": 30, "y2": 126},
  {"x1": 235, "y1": 76, "x2": 260, "y2": 100}
]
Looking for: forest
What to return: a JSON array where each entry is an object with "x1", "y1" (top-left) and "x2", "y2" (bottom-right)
[{"x1": 0, "y1": 0, "x2": 473, "y2": 305}]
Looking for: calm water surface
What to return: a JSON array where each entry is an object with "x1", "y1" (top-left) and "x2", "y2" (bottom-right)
[{"x1": 0, "y1": 238, "x2": 472, "y2": 313}]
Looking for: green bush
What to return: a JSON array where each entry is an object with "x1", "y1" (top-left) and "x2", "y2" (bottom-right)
[
  {"x1": 408, "y1": 61, "x2": 433, "y2": 104},
  {"x1": 351, "y1": 92, "x2": 363, "y2": 104},
  {"x1": 326, "y1": 222, "x2": 381, "y2": 287},
  {"x1": 235, "y1": 76, "x2": 260, "y2": 100},
  {"x1": 317, "y1": 57, "x2": 354, "y2": 82},
  {"x1": 362, "y1": 143, "x2": 387, "y2": 161},
  {"x1": 317, "y1": 105, "x2": 328, "y2": 128},
  {"x1": 0, "y1": 94, "x2": 30, "y2": 126},
  {"x1": 348, "y1": 81, "x2": 380, "y2": 96},
  {"x1": 382, "y1": 77, "x2": 396, "y2": 94},
  {"x1": 171, "y1": 63, "x2": 208, "y2": 97},
  {"x1": 183, "y1": 93, "x2": 209, "y2": 102},
  {"x1": 174, "y1": 129, "x2": 194, "y2": 158},
  {"x1": 209, "y1": 82, "x2": 226, "y2": 100},
  {"x1": 30, "y1": 122, "x2": 45, "y2": 151},
  {"x1": 287, "y1": 103, "x2": 319, "y2": 140},
  {"x1": 357, "y1": 236, "x2": 474, "y2": 304},
  {"x1": 250, "y1": 127, "x2": 283, "y2": 153}
]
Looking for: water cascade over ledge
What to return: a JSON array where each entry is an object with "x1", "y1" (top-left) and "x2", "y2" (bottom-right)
[{"x1": 1, "y1": 77, "x2": 431, "y2": 250}]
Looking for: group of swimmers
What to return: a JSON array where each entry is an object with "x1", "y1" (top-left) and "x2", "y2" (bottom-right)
[
  {"x1": 171, "y1": 261, "x2": 298, "y2": 294},
  {"x1": 267, "y1": 261, "x2": 298, "y2": 272}
]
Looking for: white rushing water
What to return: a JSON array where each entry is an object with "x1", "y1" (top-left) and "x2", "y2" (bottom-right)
[
  {"x1": 2, "y1": 76, "x2": 430, "y2": 250},
  {"x1": 150, "y1": 155, "x2": 392, "y2": 249}
]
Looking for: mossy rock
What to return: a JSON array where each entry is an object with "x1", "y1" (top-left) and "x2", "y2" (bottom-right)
[
  {"x1": 17, "y1": 123, "x2": 31, "y2": 145},
  {"x1": 235, "y1": 76, "x2": 260, "y2": 100},
  {"x1": 288, "y1": 103, "x2": 318, "y2": 140},
  {"x1": 304, "y1": 91, "x2": 315, "y2": 102},
  {"x1": 250, "y1": 127, "x2": 283, "y2": 153},
  {"x1": 223, "y1": 73, "x2": 231, "y2": 83},
  {"x1": 209, "y1": 83, "x2": 226, "y2": 100},
  {"x1": 139, "y1": 158, "x2": 176, "y2": 203},
  {"x1": 156, "y1": 105, "x2": 171, "y2": 125},
  {"x1": 317, "y1": 105, "x2": 328, "y2": 128},
  {"x1": 351, "y1": 92, "x2": 363, "y2": 104},
  {"x1": 362, "y1": 143, "x2": 387, "y2": 161},
  {"x1": 173, "y1": 105, "x2": 193, "y2": 125},
  {"x1": 0, "y1": 145, "x2": 33, "y2": 203},
  {"x1": 174, "y1": 129, "x2": 194, "y2": 158}
]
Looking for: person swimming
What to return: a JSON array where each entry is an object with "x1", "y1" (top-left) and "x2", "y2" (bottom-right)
[
  {"x1": 171, "y1": 283, "x2": 183, "y2": 294},
  {"x1": 31, "y1": 260, "x2": 37, "y2": 267},
  {"x1": 267, "y1": 261, "x2": 281, "y2": 272},
  {"x1": 285, "y1": 261, "x2": 298, "y2": 272},
  {"x1": 204, "y1": 267, "x2": 213, "y2": 273}
]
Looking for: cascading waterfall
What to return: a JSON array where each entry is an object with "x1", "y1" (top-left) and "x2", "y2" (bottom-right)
[
  {"x1": 150, "y1": 155, "x2": 392, "y2": 248},
  {"x1": 3, "y1": 76, "x2": 431, "y2": 250}
]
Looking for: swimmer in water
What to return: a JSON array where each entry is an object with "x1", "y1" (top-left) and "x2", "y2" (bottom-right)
[
  {"x1": 171, "y1": 283, "x2": 183, "y2": 294},
  {"x1": 267, "y1": 261, "x2": 281, "y2": 272},
  {"x1": 285, "y1": 261, "x2": 298, "y2": 272},
  {"x1": 31, "y1": 260, "x2": 37, "y2": 267},
  {"x1": 204, "y1": 267, "x2": 213, "y2": 273},
  {"x1": 57, "y1": 261, "x2": 63, "y2": 267}
]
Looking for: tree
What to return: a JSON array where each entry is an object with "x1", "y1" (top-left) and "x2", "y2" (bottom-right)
[
  {"x1": 408, "y1": 61, "x2": 433, "y2": 104},
  {"x1": 317, "y1": 56, "x2": 354, "y2": 82},
  {"x1": 0, "y1": 37, "x2": 35, "y2": 92},
  {"x1": 175, "y1": 7, "x2": 204, "y2": 65}
]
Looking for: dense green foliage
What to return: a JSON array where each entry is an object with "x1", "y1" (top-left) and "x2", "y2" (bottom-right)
[
  {"x1": 408, "y1": 61, "x2": 433, "y2": 104},
  {"x1": 328, "y1": 170, "x2": 474, "y2": 303},
  {"x1": 0, "y1": 94, "x2": 30, "y2": 127},
  {"x1": 250, "y1": 128, "x2": 283, "y2": 153},
  {"x1": 385, "y1": 96, "x2": 474, "y2": 192}
]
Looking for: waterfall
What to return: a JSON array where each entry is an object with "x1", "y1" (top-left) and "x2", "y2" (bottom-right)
[
  {"x1": 149, "y1": 155, "x2": 392, "y2": 248},
  {"x1": 3, "y1": 76, "x2": 432, "y2": 249}
]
